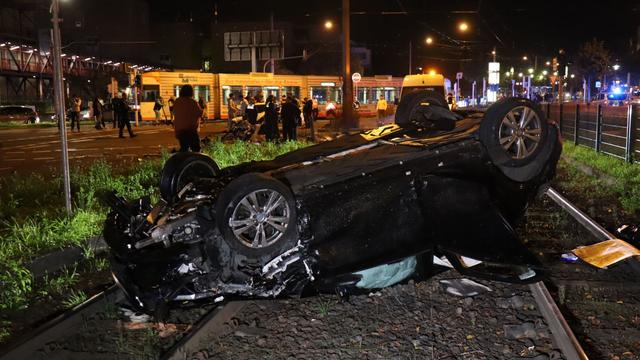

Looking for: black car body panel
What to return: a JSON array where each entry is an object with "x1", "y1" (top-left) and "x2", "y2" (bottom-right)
[{"x1": 104, "y1": 94, "x2": 561, "y2": 315}]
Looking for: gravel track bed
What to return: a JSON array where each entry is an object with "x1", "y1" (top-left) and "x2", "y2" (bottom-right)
[
  {"x1": 187, "y1": 271, "x2": 562, "y2": 360},
  {"x1": 520, "y1": 196, "x2": 640, "y2": 359},
  {"x1": 31, "y1": 301, "x2": 217, "y2": 359}
]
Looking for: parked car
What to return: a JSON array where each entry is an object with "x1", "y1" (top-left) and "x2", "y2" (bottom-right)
[
  {"x1": 105, "y1": 90, "x2": 561, "y2": 317},
  {"x1": 0, "y1": 105, "x2": 40, "y2": 124}
]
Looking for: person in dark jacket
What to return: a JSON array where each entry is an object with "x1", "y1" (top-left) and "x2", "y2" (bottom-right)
[
  {"x1": 173, "y1": 85, "x2": 202, "y2": 152},
  {"x1": 302, "y1": 97, "x2": 313, "y2": 128},
  {"x1": 114, "y1": 93, "x2": 136, "y2": 138},
  {"x1": 281, "y1": 96, "x2": 300, "y2": 141},
  {"x1": 260, "y1": 95, "x2": 279, "y2": 142},
  {"x1": 92, "y1": 96, "x2": 104, "y2": 129},
  {"x1": 246, "y1": 96, "x2": 258, "y2": 125}
]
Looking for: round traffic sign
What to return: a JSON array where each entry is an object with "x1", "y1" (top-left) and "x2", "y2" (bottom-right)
[{"x1": 351, "y1": 72, "x2": 361, "y2": 83}]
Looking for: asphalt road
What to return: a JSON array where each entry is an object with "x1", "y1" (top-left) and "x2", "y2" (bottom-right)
[
  {"x1": 0, "y1": 122, "x2": 228, "y2": 176},
  {"x1": 0, "y1": 116, "x2": 386, "y2": 177}
]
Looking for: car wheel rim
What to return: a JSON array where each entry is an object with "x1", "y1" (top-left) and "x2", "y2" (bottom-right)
[
  {"x1": 498, "y1": 106, "x2": 542, "y2": 160},
  {"x1": 229, "y1": 189, "x2": 290, "y2": 248}
]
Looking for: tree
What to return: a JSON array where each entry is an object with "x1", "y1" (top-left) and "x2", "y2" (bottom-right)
[{"x1": 575, "y1": 38, "x2": 612, "y2": 99}]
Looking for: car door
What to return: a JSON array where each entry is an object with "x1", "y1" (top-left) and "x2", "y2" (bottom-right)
[{"x1": 417, "y1": 175, "x2": 545, "y2": 284}]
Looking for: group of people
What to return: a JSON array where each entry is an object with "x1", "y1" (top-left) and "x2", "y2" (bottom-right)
[
  {"x1": 65, "y1": 93, "x2": 135, "y2": 138},
  {"x1": 227, "y1": 93, "x2": 317, "y2": 142}
]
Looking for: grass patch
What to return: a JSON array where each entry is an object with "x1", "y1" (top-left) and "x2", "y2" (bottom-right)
[
  {"x1": 559, "y1": 143, "x2": 640, "y2": 214},
  {"x1": 0, "y1": 140, "x2": 310, "y2": 312}
]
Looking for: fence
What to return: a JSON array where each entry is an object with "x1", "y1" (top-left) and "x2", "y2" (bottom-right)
[{"x1": 542, "y1": 102, "x2": 640, "y2": 163}]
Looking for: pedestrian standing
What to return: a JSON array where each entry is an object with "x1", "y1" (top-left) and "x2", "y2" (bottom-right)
[
  {"x1": 246, "y1": 97, "x2": 258, "y2": 125},
  {"x1": 70, "y1": 94, "x2": 82, "y2": 131},
  {"x1": 115, "y1": 93, "x2": 136, "y2": 138},
  {"x1": 281, "y1": 96, "x2": 300, "y2": 141},
  {"x1": 153, "y1": 96, "x2": 163, "y2": 125},
  {"x1": 168, "y1": 96, "x2": 176, "y2": 124},
  {"x1": 303, "y1": 97, "x2": 313, "y2": 128},
  {"x1": 312, "y1": 97, "x2": 319, "y2": 121},
  {"x1": 227, "y1": 94, "x2": 238, "y2": 131},
  {"x1": 239, "y1": 95, "x2": 249, "y2": 120},
  {"x1": 260, "y1": 94, "x2": 279, "y2": 142},
  {"x1": 198, "y1": 97, "x2": 208, "y2": 124},
  {"x1": 92, "y1": 96, "x2": 104, "y2": 129},
  {"x1": 174, "y1": 85, "x2": 202, "y2": 152},
  {"x1": 376, "y1": 95, "x2": 388, "y2": 126}
]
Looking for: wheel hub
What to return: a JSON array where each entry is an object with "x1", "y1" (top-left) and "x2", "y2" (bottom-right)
[{"x1": 229, "y1": 189, "x2": 290, "y2": 248}]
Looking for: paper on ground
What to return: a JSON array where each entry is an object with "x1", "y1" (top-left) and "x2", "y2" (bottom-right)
[{"x1": 572, "y1": 239, "x2": 640, "y2": 269}]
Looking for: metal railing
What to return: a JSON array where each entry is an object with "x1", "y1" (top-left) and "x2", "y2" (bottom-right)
[{"x1": 542, "y1": 102, "x2": 639, "y2": 163}]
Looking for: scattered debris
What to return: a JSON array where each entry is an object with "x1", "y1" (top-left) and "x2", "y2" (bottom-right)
[
  {"x1": 439, "y1": 278, "x2": 492, "y2": 297},
  {"x1": 560, "y1": 252, "x2": 579, "y2": 263},
  {"x1": 572, "y1": 239, "x2": 640, "y2": 269}
]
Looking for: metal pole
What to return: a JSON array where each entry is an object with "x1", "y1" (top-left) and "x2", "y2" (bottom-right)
[
  {"x1": 595, "y1": 103, "x2": 602, "y2": 152},
  {"x1": 250, "y1": 32, "x2": 257, "y2": 73},
  {"x1": 408, "y1": 40, "x2": 412, "y2": 75},
  {"x1": 341, "y1": 0, "x2": 353, "y2": 129},
  {"x1": 133, "y1": 69, "x2": 139, "y2": 127},
  {"x1": 51, "y1": 0, "x2": 72, "y2": 215},
  {"x1": 270, "y1": 11, "x2": 275, "y2": 73},
  {"x1": 625, "y1": 104, "x2": 635, "y2": 163},
  {"x1": 574, "y1": 103, "x2": 580, "y2": 145}
]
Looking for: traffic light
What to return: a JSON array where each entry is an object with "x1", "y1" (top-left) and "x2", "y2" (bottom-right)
[{"x1": 557, "y1": 49, "x2": 567, "y2": 76}]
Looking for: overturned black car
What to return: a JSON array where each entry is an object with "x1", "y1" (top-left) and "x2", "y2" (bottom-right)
[{"x1": 105, "y1": 91, "x2": 562, "y2": 316}]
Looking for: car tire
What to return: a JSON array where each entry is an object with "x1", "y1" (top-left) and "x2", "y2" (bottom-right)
[
  {"x1": 394, "y1": 90, "x2": 450, "y2": 126},
  {"x1": 480, "y1": 98, "x2": 555, "y2": 182},
  {"x1": 216, "y1": 173, "x2": 298, "y2": 259},
  {"x1": 159, "y1": 152, "x2": 220, "y2": 203}
]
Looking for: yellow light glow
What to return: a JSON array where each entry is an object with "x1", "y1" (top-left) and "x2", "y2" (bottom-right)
[
  {"x1": 528, "y1": 68, "x2": 534, "y2": 74},
  {"x1": 458, "y1": 22, "x2": 469, "y2": 32},
  {"x1": 425, "y1": 36, "x2": 433, "y2": 45},
  {"x1": 542, "y1": 70, "x2": 548, "y2": 75},
  {"x1": 428, "y1": 69, "x2": 436, "y2": 76},
  {"x1": 324, "y1": 20, "x2": 333, "y2": 30},
  {"x1": 522, "y1": 56, "x2": 528, "y2": 61}
]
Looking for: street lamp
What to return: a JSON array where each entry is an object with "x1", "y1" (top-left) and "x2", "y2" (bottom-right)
[
  {"x1": 613, "y1": 64, "x2": 621, "y2": 71},
  {"x1": 522, "y1": 55, "x2": 528, "y2": 61},
  {"x1": 324, "y1": 20, "x2": 333, "y2": 30},
  {"x1": 458, "y1": 22, "x2": 469, "y2": 32},
  {"x1": 425, "y1": 36, "x2": 433, "y2": 45},
  {"x1": 545, "y1": 61, "x2": 551, "y2": 66},
  {"x1": 542, "y1": 70, "x2": 548, "y2": 76}
]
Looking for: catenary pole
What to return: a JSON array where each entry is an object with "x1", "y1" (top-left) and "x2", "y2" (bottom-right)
[
  {"x1": 341, "y1": 0, "x2": 353, "y2": 129},
  {"x1": 51, "y1": 0, "x2": 72, "y2": 215}
]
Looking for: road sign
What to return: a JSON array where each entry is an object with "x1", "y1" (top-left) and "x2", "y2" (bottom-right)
[
  {"x1": 351, "y1": 72, "x2": 361, "y2": 83},
  {"x1": 224, "y1": 30, "x2": 284, "y2": 62},
  {"x1": 456, "y1": 72, "x2": 463, "y2": 80}
]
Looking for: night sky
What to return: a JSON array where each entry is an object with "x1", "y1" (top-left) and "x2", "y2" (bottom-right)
[{"x1": 148, "y1": 0, "x2": 640, "y2": 77}]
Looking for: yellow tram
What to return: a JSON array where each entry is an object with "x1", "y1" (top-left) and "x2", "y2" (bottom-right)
[{"x1": 139, "y1": 71, "x2": 403, "y2": 121}]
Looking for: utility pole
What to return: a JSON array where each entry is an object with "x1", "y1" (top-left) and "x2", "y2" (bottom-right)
[
  {"x1": 270, "y1": 11, "x2": 275, "y2": 73},
  {"x1": 408, "y1": 41, "x2": 412, "y2": 75},
  {"x1": 51, "y1": 0, "x2": 72, "y2": 215},
  {"x1": 341, "y1": 0, "x2": 353, "y2": 129}
]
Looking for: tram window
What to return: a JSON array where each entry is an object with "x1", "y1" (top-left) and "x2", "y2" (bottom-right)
[
  {"x1": 263, "y1": 86, "x2": 280, "y2": 100},
  {"x1": 282, "y1": 86, "x2": 300, "y2": 99},
  {"x1": 193, "y1": 85, "x2": 210, "y2": 102},
  {"x1": 142, "y1": 85, "x2": 160, "y2": 102},
  {"x1": 222, "y1": 86, "x2": 243, "y2": 105},
  {"x1": 246, "y1": 86, "x2": 262, "y2": 99},
  {"x1": 328, "y1": 87, "x2": 342, "y2": 104},
  {"x1": 310, "y1": 87, "x2": 327, "y2": 104},
  {"x1": 356, "y1": 87, "x2": 370, "y2": 104},
  {"x1": 373, "y1": 87, "x2": 398, "y2": 102}
]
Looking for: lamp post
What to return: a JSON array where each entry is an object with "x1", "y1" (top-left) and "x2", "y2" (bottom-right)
[
  {"x1": 341, "y1": 0, "x2": 353, "y2": 129},
  {"x1": 51, "y1": 0, "x2": 72, "y2": 215}
]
